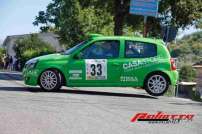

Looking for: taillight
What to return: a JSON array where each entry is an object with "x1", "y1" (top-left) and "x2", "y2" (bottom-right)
[{"x1": 170, "y1": 58, "x2": 176, "y2": 70}]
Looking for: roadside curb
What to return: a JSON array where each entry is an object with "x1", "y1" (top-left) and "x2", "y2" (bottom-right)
[{"x1": 0, "y1": 71, "x2": 24, "y2": 86}]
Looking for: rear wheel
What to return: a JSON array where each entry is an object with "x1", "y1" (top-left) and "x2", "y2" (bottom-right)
[
  {"x1": 39, "y1": 70, "x2": 62, "y2": 92},
  {"x1": 144, "y1": 74, "x2": 169, "y2": 96}
]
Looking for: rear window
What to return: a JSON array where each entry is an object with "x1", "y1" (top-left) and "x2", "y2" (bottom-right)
[{"x1": 125, "y1": 41, "x2": 157, "y2": 58}]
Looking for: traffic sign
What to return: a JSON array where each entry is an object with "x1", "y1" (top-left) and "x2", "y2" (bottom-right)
[
  {"x1": 161, "y1": 26, "x2": 177, "y2": 43},
  {"x1": 130, "y1": 0, "x2": 159, "y2": 17}
]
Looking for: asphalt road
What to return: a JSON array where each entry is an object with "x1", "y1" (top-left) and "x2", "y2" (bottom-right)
[{"x1": 0, "y1": 71, "x2": 201, "y2": 134}]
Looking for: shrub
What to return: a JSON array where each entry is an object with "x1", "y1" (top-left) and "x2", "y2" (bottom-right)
[
  {"x1": 0, "y1": 47, "x2": 6, "y2": 56},
  {"x1": 0, "y1": 48, "x2": 6, "y2": 68},
  {"x1": 179, "y1": 65, "x2": 196, "y2": 82},
  {"x1": 14, "y1": 34, "x2": 55, "y2": 67}
]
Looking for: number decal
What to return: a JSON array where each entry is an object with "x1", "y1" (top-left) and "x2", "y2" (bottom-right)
[
  {"x1": 96, "y1": 64, "x2": 102, "y2": 76},
  {"x1": 90, "y1": 64, "x2": 96, "y2": 76},
  {"x1": 90, "y1": 64, "x2": 102, "y2": 76},
  {"x1": 86, "y1": 59, "x2": 107, "y2": 80}
]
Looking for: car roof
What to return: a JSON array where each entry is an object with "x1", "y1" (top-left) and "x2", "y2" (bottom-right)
[{"x1": 90, "y1": 35, "x2": 164, "y2": 45}]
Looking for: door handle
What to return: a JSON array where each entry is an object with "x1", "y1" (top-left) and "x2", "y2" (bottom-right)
[{"x1": 112, "y1": 63, "x2": 119, "y2": 66}]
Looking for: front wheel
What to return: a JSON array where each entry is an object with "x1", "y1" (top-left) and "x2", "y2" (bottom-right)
[
  {"x1": 144, "y1": 74, "x2": 169, "y2": 96},
  {"x1": 39, "y1": 70, "x2": 62, "y2": 92}
]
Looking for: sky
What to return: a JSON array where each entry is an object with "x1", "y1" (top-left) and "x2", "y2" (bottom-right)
[
  {"x1": 0, "y1": 0, "x2": 200, "y2": 44},
  {"x1": 0, "y1": 0, "x2": 52, "y2": 42},
  {"x1": 177, "y1": 26, "x2": 201, "y2": 39}
]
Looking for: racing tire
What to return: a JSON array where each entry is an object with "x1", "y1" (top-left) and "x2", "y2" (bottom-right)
[
  {"x1": 144, "y1": 73, "x2": 169, "y2": 96},
  {"x1": 39, "y1": 70, "x2": 62, "y2": 92}
]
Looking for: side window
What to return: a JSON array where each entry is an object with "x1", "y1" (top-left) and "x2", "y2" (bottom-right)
[
  {"x1": 80, "y1": 40, "x2": 120, "y2": 59},
  {"x1": 125, "y1": 41, "x2": 157, "y2": 58}
]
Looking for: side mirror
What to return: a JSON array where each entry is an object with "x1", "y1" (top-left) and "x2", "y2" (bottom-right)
[{"x1": 73, "y1": 53, "x2": 82, "y2": 59}]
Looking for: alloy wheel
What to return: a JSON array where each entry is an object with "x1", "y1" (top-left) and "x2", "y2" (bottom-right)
[
  {"x1": 40, "y1": 70, "x2": 58, "y2": 90},
  {"x1": 147, "y1": 75, "x2": 167, "y2": 94}
]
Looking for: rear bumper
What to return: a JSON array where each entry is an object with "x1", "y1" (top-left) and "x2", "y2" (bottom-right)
[{"x1": 169, "y1": 70, "x2": 179, "y2": 85}]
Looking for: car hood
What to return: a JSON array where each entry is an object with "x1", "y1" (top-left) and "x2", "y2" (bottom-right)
[{"x1": 35, "y1": 53, "x2": 68, "y2": 61}]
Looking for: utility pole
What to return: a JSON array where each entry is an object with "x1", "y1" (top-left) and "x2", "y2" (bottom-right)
[{"x1": 143, "y1": 16, "x2": 148, "y2": 37}]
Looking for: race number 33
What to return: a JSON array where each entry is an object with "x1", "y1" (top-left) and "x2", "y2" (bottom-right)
[{"x1": 85, "y1": 59, "x2": 107, "y2": 80}]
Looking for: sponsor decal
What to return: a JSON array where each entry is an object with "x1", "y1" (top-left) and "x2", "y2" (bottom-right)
[
  {"x1": 131, "y1": 112, "x2": 195, "y2": 124},
  {"x1": 69, "y1": 70, "x2": 82, "y2": 73},
  {"x1": 85, "y1": 59, "x2": 107, "y2": 80},
  {"x1": 123, "y1": 57, "x2": 160, "y2": 71},
  {"x1": 69, "y1": 70, "x2": 82, "y2": 80},
  {"x1": 120, "y1": 76, "x2": 138, "y2": 82}
]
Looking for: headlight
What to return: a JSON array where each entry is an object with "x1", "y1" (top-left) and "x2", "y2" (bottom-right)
[{"x1": 25, "y1": 58, "x2": 38, "y2": 69}]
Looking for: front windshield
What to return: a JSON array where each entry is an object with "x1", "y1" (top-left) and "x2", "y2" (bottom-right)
[{"x1": 64, "y1": 41, "x2": 88, "y2": 55}]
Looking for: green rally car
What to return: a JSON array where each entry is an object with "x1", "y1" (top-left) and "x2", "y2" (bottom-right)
[{"x1": 23, "y1": 34, "x2": 178, "y2": 96}]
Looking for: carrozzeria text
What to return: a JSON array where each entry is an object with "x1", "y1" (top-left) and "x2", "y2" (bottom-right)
[{"x1": 131, "y1": 112, "x2": 195, "y2": 124}]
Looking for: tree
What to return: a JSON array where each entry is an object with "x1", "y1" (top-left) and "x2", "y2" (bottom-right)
[
  {"x1": 196, "y1": 19, "x2": 202, "y2": 29},
  {"x1": 34, "y1": 0, "x2": 114, "y2": 47},
  {"x1": 14, "y1": 34, "x2": 55, "y2": 66},
  {"x1": 34, "y1": 0, "x2": 202, "y2": 45},
  {"x1": 169, "y1": 31, "x2": 202, "y2": 64}
]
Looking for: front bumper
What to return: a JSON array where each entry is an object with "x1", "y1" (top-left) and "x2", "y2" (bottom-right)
[{"x1": 23, "y1": 68, "x2": 40, "y2": 86}]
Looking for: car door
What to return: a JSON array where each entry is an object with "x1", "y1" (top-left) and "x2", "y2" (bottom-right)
[
  {"x1": 119, "y1": 40, "x2": 158, "y2": 86},
  {"x1": 67, "y1": 40, "x2": 122, "y2": 86}
]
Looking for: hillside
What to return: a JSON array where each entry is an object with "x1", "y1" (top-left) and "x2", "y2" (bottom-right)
[{"x1": 170, "y1": 31, "x2": 202, "y2": 64}]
